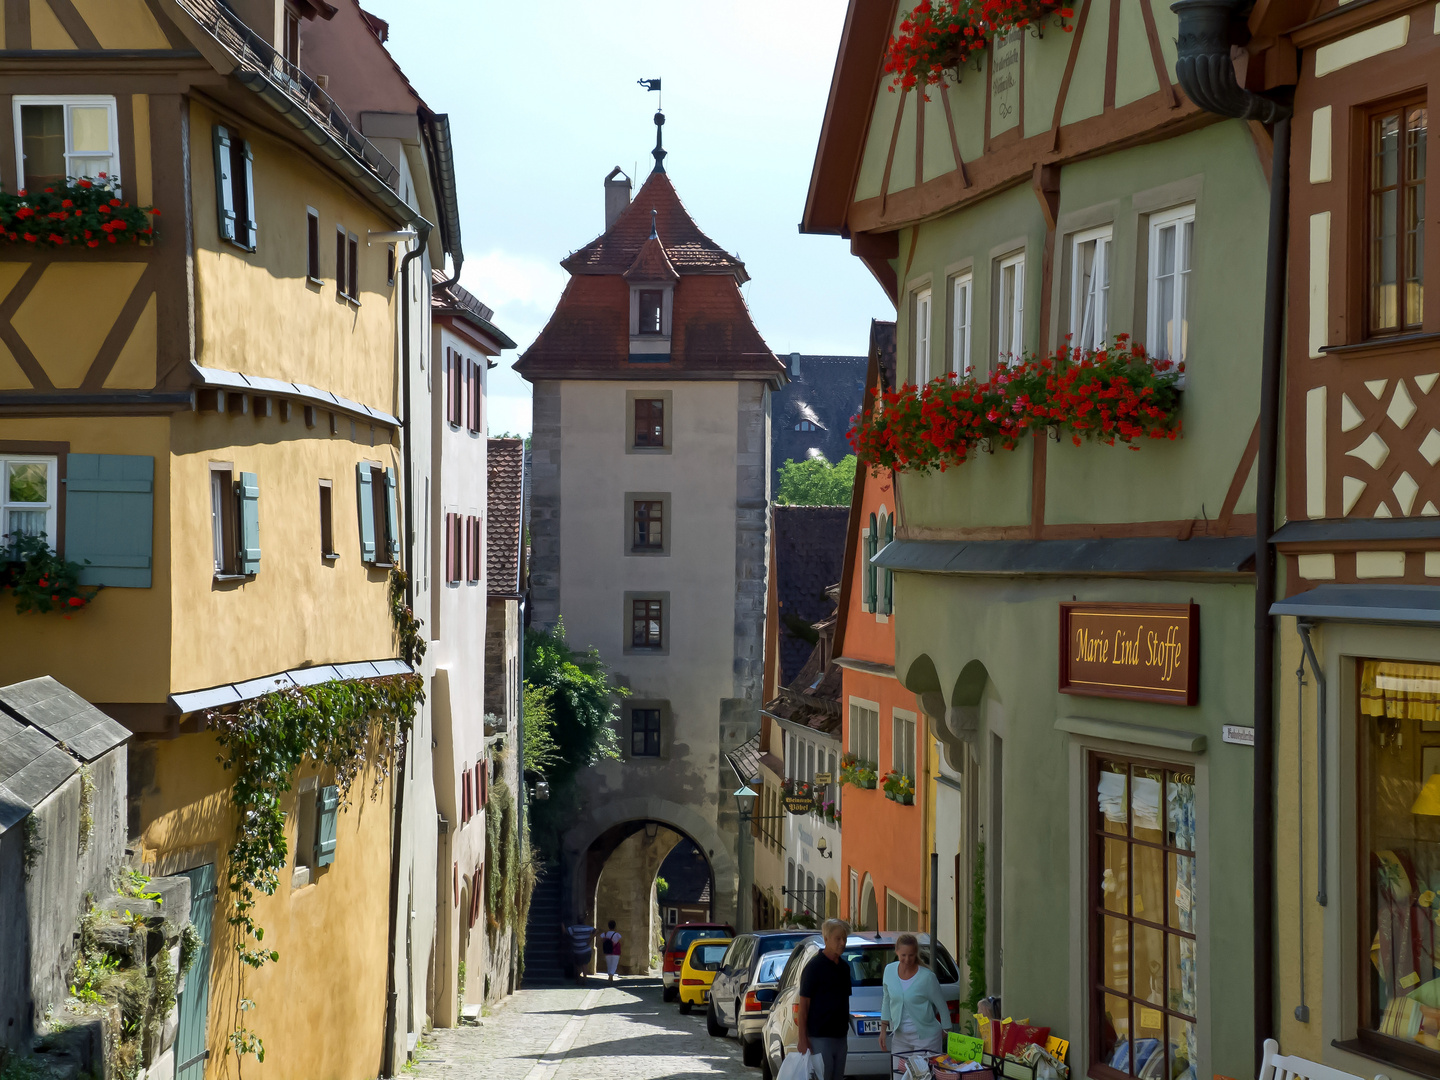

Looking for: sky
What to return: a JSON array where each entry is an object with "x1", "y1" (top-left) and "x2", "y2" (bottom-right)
[{"x1": 359, "y1": 0, "x2": 892, "y2": 436}]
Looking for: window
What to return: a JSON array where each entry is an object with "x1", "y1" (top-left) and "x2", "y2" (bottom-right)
[
  {"x1": 877, "y1": 510, "x2": 894, "y2": 616},
  {"x1": 15, "y1": 96, "x2": 118, "y2": 190},
  {"x1": 887, "y1": 892, "x2": 920, "y2": 932},
  {"x1": 282, "y1": 3, "x2": 301, "y2": 67},
  {"x1": 807, "y1": 742, "x2": 816, "y2": 785},
  {"x1": 639, "y1": 290, "x2": 663, "y2": 334},
  {"x1": 444, "y1": 512, "x2": 461, "y2": 584},
  {"x1": 2, "y1": 455, "x2": 57, "y2": 546},
  {"x1": 467, "y1": 359, "x2": 482, "y2": 434},
  {"x1": 347, "y1": 232, "x2": 359, "y2": 301},
  {"x1": 336, "y1": 226, "x2": 349, "y2": 299},
  {"x1": 292, "y1": 778, "x2": 318, "y2": 887},
  {"x1": 632, "y1": 598, "x2": 663, "y2": 649},
  {"x1": 306, "y1": 208, "x2": 321, "y2": 282},
  {"x1": 997, "y1": 251, "x2": 1025, "y2": 366},
  {"x1": 795, "y1": 420, "x2": 817, "y2": 431},
  {"x1": 212, "y1": 125, "x2": 257, "y2": 250},
  {"x1": 1071, "y1": 226, "x2": 1112, "y2": 352},
  {"x1": 863, "y1": 514, "x2": 877, "y2": 612},
  {"x1": 952, "y1": 272, "x2": 973, "y2": 376},
  {"x1": 634, "y1": 398, "x2": 665, "y2": 447},
  {"x1": 913, "y1": 287, "x2": 932, "y2": 384},
  {"x1": 1091, "y1": 757, "x2": 1197, "y2": 1080},
  {"x1": 849, "y1": 701, "x2": 879, "y2": 766},
  {"x1": 892, "y1": 712, "x2": 916, "y2": 779},
  {"x1": 387, "y1": 245, "x2": 397, "y2": 287},
  {"x1": 1148, "y1": 206, "x2": 1194, "y2": 363},
  {"x1": 1367, "y1": 99, "x2": 1427, "y2": 335},
  {"x1": 358, "y1": 463, "x2": 397, "y2": 567},
  {"x1": 210, "y1": 467, "x2": 235, "y2": 575},
  {"x1": 631, "y1": 708, "x2": 661, "y2": 757},
  {"x1": 318, "y1": 480, "x2": 335, "y2": 558},
  {"x1": 468, "y1": 516, "x2": 482, "y2": 583},
  {"x1": 633, "y1": 500, "x2": 664, "y2": 551},
  {"x1": 446, "y1": 348, "x2": 464, "y2": 427}
]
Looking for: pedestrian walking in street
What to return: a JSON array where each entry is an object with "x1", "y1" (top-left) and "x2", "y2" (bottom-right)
[
  {"x1": 601, "y1": 920, "x2": 623, "y2": 982},
  {"x1": 796, "y1": 918, "x2": 852, "y2": 1079},
  {"x1": 563, "y1": 920, "x2": 597, "y2": 982},
  {"x1": 878, "y1": 932, "x2": 951, "y2": 1063}
]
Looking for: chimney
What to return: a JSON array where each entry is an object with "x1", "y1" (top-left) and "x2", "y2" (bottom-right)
[
  {"x1": 604, "y1": 167, "x2": 632, "y2": 231},
  {"x1": 789, "y1": 352, "x2": 801, "y2": 380}
]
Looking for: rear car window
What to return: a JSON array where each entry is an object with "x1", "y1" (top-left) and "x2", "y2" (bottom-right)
[
  {"x1": 753, "y1": 933, "x2": 815, "y2": 959},
  {"x1": 755, "y1": 951, "x2": 790, "y2": 983},
  {"x1": 668, "y1": 926, "x2": 729, "y2": 953},
  {"x1": 841, "y1": 943, "x2": 961, "y2": 987},
  {"x1": 690, "y1": 944, "x2": 730, "y2": 970}
]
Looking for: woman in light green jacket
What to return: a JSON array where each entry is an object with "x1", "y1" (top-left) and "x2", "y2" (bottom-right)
[{"x1": 878, "y1": 933, "x2": 952, "y2": 1057}]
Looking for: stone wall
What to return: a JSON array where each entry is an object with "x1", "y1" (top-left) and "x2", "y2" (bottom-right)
[{"x1": 528, "y1": 382, "x2": 561, "y2": 631}]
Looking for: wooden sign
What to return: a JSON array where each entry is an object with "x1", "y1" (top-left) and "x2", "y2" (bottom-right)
[
  {"x1": 1059, "y1": 602, "x2": 1199, "y2": 705},
  {"x1": 783, "y1": 794, "x2": 815, "y2": 815},
  {"x1": 814, "y1": 772, "x2": 832, "y2": 786}
]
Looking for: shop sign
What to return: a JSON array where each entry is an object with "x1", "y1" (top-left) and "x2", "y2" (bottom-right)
[
  {"x1": 813, "y1": 771, "x2": 832, "y2": 786},
  {"x1": 1059, "y1": 602, "x2": 1199, "y2": 706},
  {"x1": 783, "y1": 794, "x2": 815, "y2": 815},
  {"x1": 1222, "y1": 725, "x2": 1255, "y2": 746}
]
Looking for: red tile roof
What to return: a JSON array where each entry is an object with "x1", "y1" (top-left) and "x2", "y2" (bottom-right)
[
  {"x1": 486, "y1": 438, "x2": 525, "y2": 596},
  {"x1": 624, "y1": 235, "x2": 680, "y2": 284}
]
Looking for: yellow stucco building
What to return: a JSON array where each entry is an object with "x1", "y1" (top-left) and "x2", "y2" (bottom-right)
[{"x1": 0, "y1": 2, "x2": 449, "y2": 1077}]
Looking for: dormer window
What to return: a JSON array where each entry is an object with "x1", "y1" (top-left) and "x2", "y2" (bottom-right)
[{"x1": 639, "y1": 290, "x2": 663, "y2": 335}]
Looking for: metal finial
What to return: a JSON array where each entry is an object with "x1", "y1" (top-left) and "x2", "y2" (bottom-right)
[
  {"x1": 651, "y1": 110, "x2": 667, "y2": 173},
  {"x1": 649, "y1": 209, "x2": 658, "y2": 239}
]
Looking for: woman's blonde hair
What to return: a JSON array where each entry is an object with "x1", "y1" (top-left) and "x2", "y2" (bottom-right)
[
  {"x1": 821, "y1": 918, "x2": 851, "y2": 941},
  {"x1": 894, "y1": 932, "x2": 920, "y2": 951}
]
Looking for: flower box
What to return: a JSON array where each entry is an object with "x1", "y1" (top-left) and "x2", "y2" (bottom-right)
[
  {"x1": 0, "y1": 175, "x2": 158, "y2": 248},
  {"x1": 884, "y1": 0, "x2": 1075, "y2": 96},
  {"x1": 884, "y1": 790, "x2": 916, "y2": 806}
]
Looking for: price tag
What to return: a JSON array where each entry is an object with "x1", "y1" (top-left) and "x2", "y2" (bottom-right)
[
  {"x1": 1401, "y1": 971, "x2": 1421, "y2": 989},
  {"x1": 1140, "y1": 1007, "x2": 1163, "y2": 1031},
  {"x1": 1046, "y1": 1036, "x2": 1069, "y2": 1064},
  {"x1": 947, "y1": 1033, "x2": 984, "y2": 1063}
]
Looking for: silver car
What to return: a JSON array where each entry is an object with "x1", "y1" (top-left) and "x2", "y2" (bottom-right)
[
  {"x1": 708, "y1": 931, "x2": 818, "y2": 1039},
  {"x1": 760, "y1": 932, "x2": 962, "y2": 1079},
  {"x1": 733, "y1": 950, "x2": 799, "y2": 1066}
]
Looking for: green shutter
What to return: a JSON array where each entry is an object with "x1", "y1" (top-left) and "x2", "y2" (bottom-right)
[
  {"x1": 880, "y1": 514, "x2": 894, "y2": 615},
  {"x1": 314, "y1": 785, "x2": 339, "y2": 867},
  {"x1": 357, "y1": 464, "x2": 376, "y2": 562},
  {"x1": 864, "y1": 513, "x2": 877, "y2": 613},
  {"x1": 212, "y1": 126, "x2": 236, "y2": 243},
  {"x1": 64, "y1": 454, "x2": 154, "y2": 588},
  {"x1": 239, "y1": 139, "x2": 258, "y2": 251},
  {"x1": 237, "y1": 472, "x2": 260, "y2": 575},
  {"x1": 383, "y1": 467, "x2": 400, "y2": 563}
]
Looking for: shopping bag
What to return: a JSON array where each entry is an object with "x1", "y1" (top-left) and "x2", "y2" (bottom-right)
[{"x1": 778, "y1": 1050, "x2": 824, "y2": 1080}]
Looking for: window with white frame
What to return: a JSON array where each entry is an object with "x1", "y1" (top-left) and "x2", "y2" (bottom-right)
[
  {"x1": 997, "y1": 251, "x2": 1025, "y2": 365},
  {"x1": 1070, "y1": 226, "x2": 1112, "y2": 352},
  {"x1": 849, "y1": 869, "x2": 859, "y2": 922},
  {"x1": 951, "y1": 272, "x2": 973, "y2": 375},
  {"x1": 1148, "y1": 205, "x2": 1195, "y2": 363},
  {"x1": 2, "y1": 455, "x2": 57, "y2": 546},
  {"x1": 893, "y1": 711, "x2": 916, "y2": 779},
  {"x1": 15, "y1": 97, "x2": 118, "y2": 191},
  {"x1": 887, "y1": 891, "x2": 921, "y2": 931},
  {"x1": 913, "y1": 287, "x2": 932, "y2": 384},
  {"x1": 849, "y1": 701, "x2": 879, "y2": 766}
]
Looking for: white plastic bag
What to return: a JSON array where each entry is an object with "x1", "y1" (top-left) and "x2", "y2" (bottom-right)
[{"x1": 778, "y1": 1050, "x2": 825, "y2": 1080}]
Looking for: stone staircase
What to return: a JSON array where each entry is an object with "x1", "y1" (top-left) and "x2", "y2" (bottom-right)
[{"x1": 521, "y1": 863, "x2": 566, "y2": 987}]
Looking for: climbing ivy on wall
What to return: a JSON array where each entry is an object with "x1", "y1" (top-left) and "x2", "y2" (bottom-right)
[{"x1": 484, "y1": 776, "x2": 538, "y2": 972}]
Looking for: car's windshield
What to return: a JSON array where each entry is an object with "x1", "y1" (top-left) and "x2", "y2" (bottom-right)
[
  {"x1": 669, "y1": 927, "x2": 724, "y2": 953},
  {"x1": 755, "y1": 951, "x2": 790, "y2": 984},
  {"x1": 690, "y1": 944, "x2": 730, "y2": 970},
  {"x1": 841, "y1": 943, "x2": 961, "y2": 987}
]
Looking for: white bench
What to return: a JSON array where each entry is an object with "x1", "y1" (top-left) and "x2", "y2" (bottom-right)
[{"x1": 1258, "y1": 1039, "x2": 1390, "y2": 1080}]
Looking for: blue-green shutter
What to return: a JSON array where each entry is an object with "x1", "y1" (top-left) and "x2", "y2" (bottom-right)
[
  {"x1": 864, "y1": 513, "x2": 877, "y2": 613},
  {"x1": 383, "y1": 467, "x2": 399, "y2": 563},
  {"x1": 880, "y1": 514, "x2": 894, "y2": 615},
  {"x1": 239, "y1": 139, "x2": 258, "y2": 251},
  {"x1": 314, "y1": 785, "x2": 339, "y2": 867},
  {"x1": 237, "y1": 472, "x2": 260, "y2": 575},
  {"x1": 212, "y1": 126, "x2": 236, "y2": 243},
  {"x1": 357, "y1": 464, "x2": 376, "y2": 562},
  {"x1": 64, "y1": 454, "x2": 153, "y2": 587}
]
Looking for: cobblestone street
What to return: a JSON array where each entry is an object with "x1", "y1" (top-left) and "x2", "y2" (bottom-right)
[{"x1": 410, "y1": 978, "x2": 752, "y2": 1079}]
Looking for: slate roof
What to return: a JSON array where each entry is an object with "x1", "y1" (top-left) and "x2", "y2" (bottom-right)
[
  {"x1": 771, "y1": 354, "x2": 868, "y2": 489},
  {"x1": 658, "y1": 837, "x2": 714, "y2": 906},
  {"x1": 487, "y1": 438, "x2": 526, "y2": 596},
  {"x1": 0, "y1": 677, "x2": 129, "y2": 833},
  {"x1": 773, "y1": 506, "x2": 850, "y2": 686},
  {"x1": 725, "y1": 732, "x2": 762, "y2": 787},
  {"x1": 432, "y1": 270, "x2": 517, "y2": 351}
]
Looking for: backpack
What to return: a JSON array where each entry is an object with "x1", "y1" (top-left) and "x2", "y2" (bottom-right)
[{"x1": 602, "y1": 933, "x2": 615, "y2": 955}]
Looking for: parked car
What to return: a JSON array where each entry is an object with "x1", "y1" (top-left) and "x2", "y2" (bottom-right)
[
  {"x1": 708, "y1": 930, "x2": 818, "y2": 1038},
  {"x1": 678, "y1": 937, "x2": 733, "y2": 1014},
  {"x1": 760, "y1": 932, "x2": 961, "y2": 1079},
  {"x1": 732, "y1": 949, "x2": 796, "y2": 1066},
  {"x1": 661, "y1": 922, "x2": 735, "y2": 1002}
]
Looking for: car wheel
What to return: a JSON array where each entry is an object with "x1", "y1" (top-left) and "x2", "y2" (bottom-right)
[
  {"x1": 679, "y1": 1000, "x2": 692, "y2": 1015},
  {"x1": 706, "y1": 999, "x2": 725, "y2": 1037},
  {"x1": 662, "y1": 986, "x2": 677, "y2": 1003},
  {"x1": 743, "y1": 1036, "x2": 763, "y2": 1067}
]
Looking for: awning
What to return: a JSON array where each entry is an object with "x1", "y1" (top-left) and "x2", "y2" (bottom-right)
[
  {"x1": 872, "y1": 536, "x2": 1255, "y2": 577},
  {"x1": 192, "y1": 365, "x2": 401, "y2": 427},
  {"x1": 1269, "y1": 584, "x2": 1440, "y2": 626},
  {"x1": 171, "y1": 657, "x2": 414, "y2": 715}
]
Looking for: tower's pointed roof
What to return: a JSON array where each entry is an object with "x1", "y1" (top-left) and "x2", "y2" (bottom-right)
[
  {"x1": 561, "y1": 171, "x2": 748, "y2": 283},
  {"x1": 624, "y1": 230, "x2": 681, "y2": 283}
]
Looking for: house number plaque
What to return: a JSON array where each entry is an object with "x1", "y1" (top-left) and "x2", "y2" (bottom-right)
[{"x1": 1058, "y1": 602, "x2": 1199, "y2": 706}]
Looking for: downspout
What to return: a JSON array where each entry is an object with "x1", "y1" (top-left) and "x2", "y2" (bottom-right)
[
  {"x1": 382, "y1": 221, "x2": 432, "y2": 1077},
  {"x1": 1298, "y1": 620, "x2": 1327, "y2": 908},
  {"x1": 1171, "y1": 1, "x2": 1293, "y2": 1068}
]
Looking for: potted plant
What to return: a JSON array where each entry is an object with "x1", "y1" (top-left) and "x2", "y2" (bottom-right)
[
  {"x1": 0, "y1": 174, "x2": 158, "y2": 248},
  {"x1": 882, "y1": 770, "x2": 916, "y2": 805},
  {"x1": 840, "y1": 753, "x2": 879, "y2": 789},
  {"x1": 883, "y1": 0, "x2": 1075, "y2": 96},
  {"x1": 2, "y1": 533, "x2": 99, "y2": 616}
]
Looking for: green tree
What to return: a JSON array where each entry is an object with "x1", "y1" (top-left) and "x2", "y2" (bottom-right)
[
  {"x1": 522, "y1": 683, "x2": 559, "y2": 776},
  {"x1": 775, "y1": 454, "x2": 857, "y2": 506}
]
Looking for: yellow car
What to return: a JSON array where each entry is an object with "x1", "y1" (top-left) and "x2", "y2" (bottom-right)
[{"x1": 677, "y1": 937, "x2": 733, "y2": 1014}]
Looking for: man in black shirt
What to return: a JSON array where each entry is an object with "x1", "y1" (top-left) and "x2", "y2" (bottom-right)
[{"x1": 797, "y1": 918, "x2": 852, "y2": 1078}]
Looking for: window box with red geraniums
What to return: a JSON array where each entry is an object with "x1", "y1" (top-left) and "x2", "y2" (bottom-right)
[
  {"x1": 2, "y1": 533, "x2": 100, "y2": 616},
  {"x1": 882, "y1": 770, "x2": 915, "y2": 805},
  {"x1": 0, "y1": 175, "x2": 158, "y2": 249},
  {"x1": 885, "y1": 0, "x2": 1075, "y2": 95},
  {"x1": 849, "y1": 336, "x2": 1183, "y2": 475}
]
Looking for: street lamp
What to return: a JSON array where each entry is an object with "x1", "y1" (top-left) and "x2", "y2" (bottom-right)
[{"x1": 733, "y1": 784, "x2": 759, "y2": 822}]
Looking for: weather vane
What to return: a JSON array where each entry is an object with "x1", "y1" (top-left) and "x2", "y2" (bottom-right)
[{"x1": 637, "y1": 77, "x2": 661, "y2": 110}]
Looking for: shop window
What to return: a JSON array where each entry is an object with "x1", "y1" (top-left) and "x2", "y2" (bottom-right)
[
  {"x1": 1091, "y1": 756, "x2": 1197, "y2": 1080},
  {"x1": 15, "y1": 96, "x2": 118, "y2": 191},
  {"x1": 2, "y1": 455, "x2": 57, "y2": 547},
  {"x1": 1358, "y1": 659, "x2": 1440, "y2": 1059},
  {"x1": 1366, "y1": 99, "x2": 1427, "y2": 336},
  {"x1": 1147, "y1": 206, "x2": 1194, "y2": 363}
]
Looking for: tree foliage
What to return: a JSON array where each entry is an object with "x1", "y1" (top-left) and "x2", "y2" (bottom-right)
[
  {"x1": 775, "y1": 454, "x2": 856, "y2": 506},
  {"x1": 522, "y1": 682, "x2": 559, "y2": 776}
]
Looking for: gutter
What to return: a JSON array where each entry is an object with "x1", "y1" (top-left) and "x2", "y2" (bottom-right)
[
  {"x1": 420, "y1": 108, "x2": 464, "y2": 291},
  {"x1": 1171, "y1": 1, "x2": 1293, "y2": 1066}
]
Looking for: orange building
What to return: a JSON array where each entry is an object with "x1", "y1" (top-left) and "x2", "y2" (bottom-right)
[{"x1": 834, "y1": 321, "x2": 928, "y2": 933}]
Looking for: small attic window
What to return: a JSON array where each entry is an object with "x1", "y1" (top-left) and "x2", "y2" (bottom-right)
[{"x1": 639, "y1": 290, "x2": 663, "y2": 335}]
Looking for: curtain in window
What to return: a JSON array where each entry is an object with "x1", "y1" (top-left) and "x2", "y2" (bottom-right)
[{"x1": 1362, "y1": 660, "x2": 1440, "y2": 722}]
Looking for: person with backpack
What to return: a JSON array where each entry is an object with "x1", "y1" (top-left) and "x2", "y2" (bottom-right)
[{"x1": 600, "y1": 920, "x2": 623, "y2": 982}]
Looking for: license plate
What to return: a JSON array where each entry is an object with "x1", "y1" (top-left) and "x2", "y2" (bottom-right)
[{"x1": 858, "y1": 1019, "x2": 883, "y2": 1035}]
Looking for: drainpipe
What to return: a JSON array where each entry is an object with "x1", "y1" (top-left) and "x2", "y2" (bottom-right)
[
  {"x1": 1297, "y1": 621, "x2": 1327, "y2": 907},
  {"x1": 381, "y1": 222, "x2": 432, "y2": 1078},
  {"x1": 1171, "y1": 1, "x2": 1293, "y2": 1068}
]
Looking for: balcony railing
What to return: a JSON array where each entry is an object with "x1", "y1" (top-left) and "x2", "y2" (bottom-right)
[{"x1": 174, "y1": 0, "x2": 400, "y2": 191}]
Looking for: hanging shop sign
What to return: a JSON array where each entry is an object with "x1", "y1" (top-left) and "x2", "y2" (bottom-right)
[
  {"x1": 1059, "y1": 602, "x2": 1199, "y2": 706},
  {"x1": 783, "y1": 793, "x2": 817, "y2": 815},
  {"x1": 813, "y1": 772, "x2": 832, "y2": 786}
]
